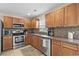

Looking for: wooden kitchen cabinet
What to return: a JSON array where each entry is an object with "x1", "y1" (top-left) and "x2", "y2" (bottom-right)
[
  {"x1": 45, "y1": 13, "x2": 51, "y2": 27},
  {"x1": 32, "y1": 35, "x2": 42, "y2": 50},
  {"x1": 61, "y1": 42, "x2": 77, "y2": 56},
  {"x1": 18, "y1": 19, "x2": 24, "y2": 24},
  {"x1": 3, "y1": 35, "x2": 12, "y2": 50},
  {"x1": 32, "y1": 35, "x2": 38, "y2": 48},
  {"x1": 25, "y1": 33, "x2": 31, "y2": 45},
  {"x1": 52, "y1": 39, "x2": 61, "y2": 56},
  {"x1": 4, "y1": 16, "x2": 13, "y2": 28},
  {"x1": 31, "y1": 19, "x2": 36, "y2": 28},
  {"x1": 54, "y1": 8, "x2": 64, "y2": 27},
  {"x1": 76, "y1": 3, "x2": 79, "y2": 26},
  {"x1": 13, "y1": 18, "x2": 19, "y2": 24},
  {"x1": 13, "y1": 18, "x2": 24, "y2": 24},
  {"x1": 64, "y1": 4, "x2": 77, "y2": 27},
  {"x1": 45, "y1": 12, "x2": 54, "y2": 27},
  {"x1": 31, "y1": 18, "x2": 39, "y2": 28},
  {"x1": 24, "y1": 18, "x2": 31, "y2": 28},
  {"x1": 52, "y1": 38, "x2": 78, "y2": 56}
]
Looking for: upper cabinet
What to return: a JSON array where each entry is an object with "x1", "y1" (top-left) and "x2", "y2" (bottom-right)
[
  {"x1": 54, "y1": 8, "x2": 65, "y2": 27},
  {"x1": 31, "y1": 18, "x2": 39, "y2": 28},
  {"x1": 13, "y1": 18, "x2": 24, "y2": 24},
  {"x1": 64, "y1": 4, "x2": 77, "y2": 27},
  {"x1": 4, "y1": 16, "x2": 13, "y2": 28},
  {"x1": 45, "y1": 12, "x2": 55, "y2": 28},
  {"x1": 77, "y1": 4, "x2": 79, "y2": 25},
  {"x1": 45, "y1": 8, "x2": 64, "y2": 27},
  {"x1": 24, "y1": 18, "x2": 31, "y2": 28},
  {"x1": 45, "y1": 3, "x2": 79, "y2": 27}
]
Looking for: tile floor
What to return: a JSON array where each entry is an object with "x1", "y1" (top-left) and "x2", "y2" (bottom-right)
[{"x1": 1, "y1": 45, "x2": 45, "y2": 56}]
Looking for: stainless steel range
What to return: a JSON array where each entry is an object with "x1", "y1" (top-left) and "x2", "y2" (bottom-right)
[
  {"x1": 13, "y1": 35, "x2": 25, "y2": 49},
  {"x1": 12, "y1": 24, "x2": 25, "y2": 49}
]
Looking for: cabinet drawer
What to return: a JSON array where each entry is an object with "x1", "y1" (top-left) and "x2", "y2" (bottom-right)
[
  {"x1": 62, "y1": 42, "x2": 77, "y2": 50},
  {"x1": 52, "y1": 39, "x2": 61, "y2": 45}
]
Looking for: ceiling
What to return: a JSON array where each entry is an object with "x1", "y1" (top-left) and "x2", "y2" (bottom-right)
[{"x1": 0, "y1": 3, "x2": 67, "y2": 19}]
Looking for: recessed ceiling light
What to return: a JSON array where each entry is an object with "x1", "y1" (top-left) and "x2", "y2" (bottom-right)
[{"x1": 27, "y1": 13, "x2": 31, "y2": 16}]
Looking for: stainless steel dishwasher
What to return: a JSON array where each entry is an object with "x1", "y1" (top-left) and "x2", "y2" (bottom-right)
[{"x1": 41, "y1": 37, "x2": 51, "y2": 56}]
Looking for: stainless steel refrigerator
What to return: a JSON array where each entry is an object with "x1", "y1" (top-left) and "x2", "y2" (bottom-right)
[{"x1": 0, "y1": 20, "x2": 2, "y2": 55}]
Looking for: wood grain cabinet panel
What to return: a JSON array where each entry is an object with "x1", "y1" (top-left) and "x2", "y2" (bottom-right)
[
  {"x1": 13, "y1": 18, "x2": 24, "y2": 24},
  {"x1": 3, "y1": 36, "x2": 12, "y2": 50},
  {"x1": 32, "y1": 36, "x2": 38, "y2": 48},
  {"x1": 64, "y1": 4, "x2": 77, "y2": 26},
  {"x1": 25, "y1": 34, "x2": 31, "y2": 45},
  {"x1": 52, "y1": 44, "x2": 61, "y2": 56},
  {"x1": 19, "y1": 19, "x2": 24, "y2": 24},
  {"x1": 54, "y1": 8, "x2": 64, "y2": 27},
  {"x1": 45, "y1": 12, "x2": 54, "y2": 27},
  {"x1": 4, "y1": 16, "x2": 13, "y2": 28},
  {"x1": 13, "y1": 18, "x2": 19, "y2": 24},
  {"x1": 62, "y1": 47, "x2": 76, "y2": 56},
  {"x1": 61, "y1": 42, "x2": 78, "y2": 56},
  {"x1": 31, "y1": 18, "x2": 39, "y2": 28},
  {"x1": 24, "y1": 19, "x2": 31, "y2": 28},
  {"x1": 52, "y1": 39, "x2": 61, "y2": 56},
  {"x1": 76, "y1": 3, "x2": 79, "y2": 25},
  {"x1": 45, "y1": 13, "x2": 51, "y2": 27},
  {"x1": 52, "y1": 38, "x2": 78, "y2": 56},
  {"x1": 31, "y1": 35, "x2": 42, "y2": 51}
]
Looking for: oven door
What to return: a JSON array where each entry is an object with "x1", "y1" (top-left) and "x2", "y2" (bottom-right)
[{"x1": 15, "y1": 36, "x2": 24, "y2": 43}]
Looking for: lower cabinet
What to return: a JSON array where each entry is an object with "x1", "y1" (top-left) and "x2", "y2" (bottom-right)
[
  {"x1": 52, "y1": 38, "x2": 78, "y2": 56},
  {"x1": 3, "y1": 35, "x2": 12, "y2": 50},
  {"x1": 52, "y1": 39, "x2": 61, "y2": 56},
  {"x1": 53, "y1": 44, "x2": 61, "y2": 56},
  {"x1": 62, "y1": 47, "x2": 76, "y2": 56},
  {"x1": 25, "y1": 34, "x2": 42, "y2": 51},
  {"x1": 25, "y1": 33, "x2": 31, "y2": 45},
  {"x1": 32, "y1": 35, "x2": 42, "y2": 51},
  {"x1": 62, "y1": 42, "x2": 77, "y2": 56}
]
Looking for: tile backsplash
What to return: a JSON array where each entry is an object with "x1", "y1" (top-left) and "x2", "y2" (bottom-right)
[{"x1": 54, "y1": 27, "x2": 79, "y2": 39}]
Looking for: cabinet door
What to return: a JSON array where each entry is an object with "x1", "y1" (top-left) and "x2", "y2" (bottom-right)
[
  {"x1": 45, "y1": 13, "x2": 51, "y2": 27},
  {"x1": 13, "y1": 18, "x2": 19, "y2": 24},
  {"x1": 62, "y1": 42, "x2": 77, "y2": 56},
  {"x1": 53, "y1": 44, "x2": 61, "y2": 56},
  {"x1": 19, "y1": 19, "x2": 24, "y2": 24},
  {"x1": 52, "y1": 39, "x2": 61, "y2": 56},
  {"x1": 31, "y1": 36, "x2": 41, "y2": 50},
  {"x1": 24, "y1": 19, "x2": 31, "y2": 28},
  {"x1": 62, "y1": 47, "x2": 76, "y2": 56},
  {"x1": 31, "y1": 19, "x2": 37, "y2": 28},
  {"x1": 45, "y1": 12, "x2": 55, "y2": 28},
  {"x1": 64, "y1": 4, "x2": 77, "y2": 26},
  {"x1": 32, "y1": 36, "x2": 37, "y2": 47},
  {"x1": 3, "y1": 36, "x2": 12, "y2": 50},
  {"x1": 25, "y1": 34, "x2": 31, "y2": 45},
  {"x1": 35, "y1": 36, "x2": 41, "y2": 50},
  {"x1": 76, "y1": 3, "x2": 79, "y2": 26},
  {"x1": 4, "y1": 16, "x2": 13, "y2": 28},
  {"x1": 54, "y1": 8, "x2": 64, "y2": 27},
  {"x1": 50, "y1": 12, "x2": 55, "y2": 27}
]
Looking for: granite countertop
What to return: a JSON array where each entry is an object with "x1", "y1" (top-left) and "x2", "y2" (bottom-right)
[
  {"x1": 53, "y1": 37, "x2": 79, "y2": 45},
  {"x1": 33, "y1": 34, "x2": 51, "y2": 39},
  {"x1": 25, "y1": 33, "x2": 79, "y2": 45},
  {"x1": 32, "y1": 34, "x2": 79, "y2": 45}
]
